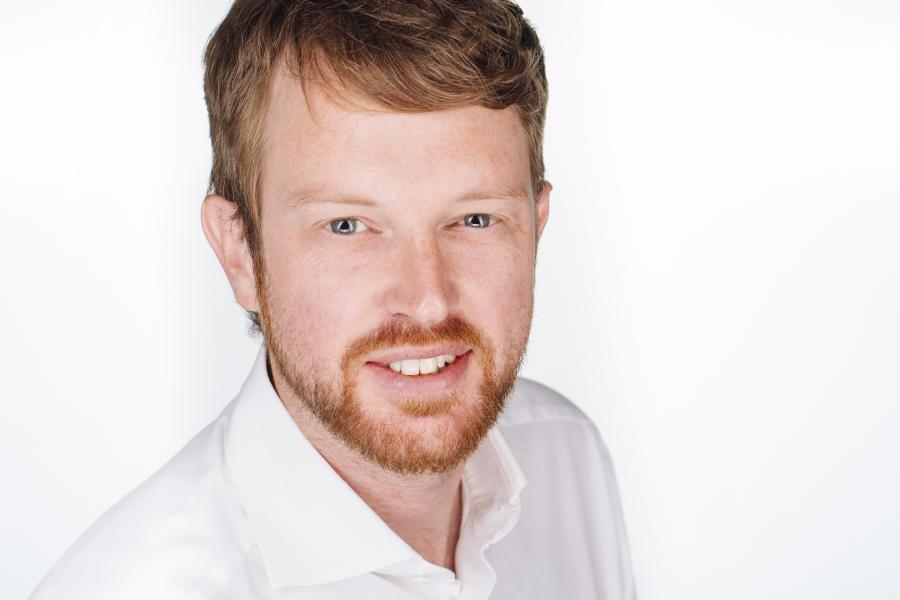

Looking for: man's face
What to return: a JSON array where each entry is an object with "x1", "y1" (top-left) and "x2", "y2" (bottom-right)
[{"x1": 247, "y1": 70, "x2": 549, "y2": 476}]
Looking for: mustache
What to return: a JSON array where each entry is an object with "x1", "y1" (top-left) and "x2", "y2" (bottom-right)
[{"x1": 342, "y1": 313, "x2": 485, "y2": 366}]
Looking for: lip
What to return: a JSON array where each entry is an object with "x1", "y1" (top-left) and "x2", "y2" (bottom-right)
[
  {"x1": 365, "y1": 345, "x2": 471, "y2": 366},
  {"x1": 362, "y1": 350, "x2": 473, "y2": 395}
]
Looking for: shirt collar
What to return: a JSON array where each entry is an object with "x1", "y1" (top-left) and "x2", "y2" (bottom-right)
[{"x1": 224, "y1": 344, "x2": 527, "y2": 588}]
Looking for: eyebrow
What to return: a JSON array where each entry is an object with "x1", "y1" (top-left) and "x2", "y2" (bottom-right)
[
  {"x1": 456, "y1": 187, "x2": 532, "y2": 202},
  {"x1": 287, "y1": 186, "x2": 531, "y2": 208},
  {"x1": 288, "y1": 194, "x2": 378, "y2": 208}
]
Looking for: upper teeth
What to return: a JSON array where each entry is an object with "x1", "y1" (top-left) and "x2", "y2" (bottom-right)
[{"x1": 389, "y1": 354, "x2": 458, "y2": 375}]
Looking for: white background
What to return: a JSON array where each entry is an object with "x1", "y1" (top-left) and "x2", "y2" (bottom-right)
[{"x1": 2, "y1": 1, "x2": 897, "y2": 598}]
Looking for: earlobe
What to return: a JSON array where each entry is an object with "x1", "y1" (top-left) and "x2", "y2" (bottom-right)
[{"x1": 200, "y1": 195, "x2": 260, "y2": 312}]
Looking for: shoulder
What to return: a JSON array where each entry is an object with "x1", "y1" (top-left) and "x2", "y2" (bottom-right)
[
  {"x1": 30, "y1": 405, "x2": 252, "y2": 600},
  {"x1": 501, "y1": 376, "x2": 592, "y2": 426},
  {"x1": 490, "y1": 379, "x2": 636, "y2": 599},
  {"x1": 498, "y1": 376, "x2": 615, "y2": 465}
]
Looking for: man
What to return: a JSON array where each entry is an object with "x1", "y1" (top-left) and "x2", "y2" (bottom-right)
[{"x1": 31, "y1": 1, "x2": 635, "y2": 598}]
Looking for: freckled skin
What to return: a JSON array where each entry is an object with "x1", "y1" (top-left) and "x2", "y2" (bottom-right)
[
  {"x1": 201, "y1": 66, "x2": 551, "y2": 570},
  {"x1": 253, "y1": 69, "x2": 549, "y2": 465}
]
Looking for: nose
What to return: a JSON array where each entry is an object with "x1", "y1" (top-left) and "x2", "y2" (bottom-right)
[{"x1": 381, "y1": 232, "x2": 458, "y2": 327}]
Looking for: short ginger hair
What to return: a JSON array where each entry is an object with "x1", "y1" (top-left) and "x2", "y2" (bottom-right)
[{"x1": 203, "y1": 0, "x2": 548, "y2": 333}]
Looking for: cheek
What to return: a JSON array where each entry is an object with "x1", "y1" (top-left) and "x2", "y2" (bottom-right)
[
  {"x1": 452, "y1": 239, "x2": 536, "y2": 344},
  {"x1": 263, "y1": 241, "x2": 372, "y2": 369},
  {"x1": 454, "y1": 226, "x2": 536, "y2": 292}
]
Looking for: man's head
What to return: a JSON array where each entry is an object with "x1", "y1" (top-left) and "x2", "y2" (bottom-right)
[{"x1": 201, "y1": 0, "x2": 550, "y2": 476}]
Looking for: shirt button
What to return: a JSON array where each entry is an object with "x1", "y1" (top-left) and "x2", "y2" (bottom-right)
[{"x1": 412, "y1": 573, "x2": 430, "y2": 582}]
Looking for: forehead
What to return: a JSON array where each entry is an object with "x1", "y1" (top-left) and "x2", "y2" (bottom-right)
[{"x1": 260, "y1": 67, "x2": 532, "y2": 205}]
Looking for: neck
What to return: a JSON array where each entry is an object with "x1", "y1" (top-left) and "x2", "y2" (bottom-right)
[{"x1": 271, "y1": 370, "x2": 464, "y2": 572}]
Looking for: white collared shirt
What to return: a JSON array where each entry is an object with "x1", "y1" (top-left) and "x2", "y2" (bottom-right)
[{"x1": 30, "y1": 346, "x2": 636, "y2": 599}]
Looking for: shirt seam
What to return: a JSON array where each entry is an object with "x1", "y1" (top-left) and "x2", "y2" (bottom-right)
[
  {"x1": 499, "y1": 415, "x2": 594, "y2": 427},
  {"x1": 487, "y1": 430, "x2": 516, "y2": 499},
  {"x1": 209, "y1": 546, "x2": 256, "y2": 599}
]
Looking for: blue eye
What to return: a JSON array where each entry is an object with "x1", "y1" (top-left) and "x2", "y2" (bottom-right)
[
  {"x1": 328, "y1": 218, "x2": 368, "y2": 235},
  {"x1": 462, "y1": 214, "x2": 492, "y2": 228}
]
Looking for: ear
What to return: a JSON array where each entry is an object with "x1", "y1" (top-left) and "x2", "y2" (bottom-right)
[
  {"x1": 200, "y1": 195, "x2": 260, "y2": 313},
  {"x1": 534, "y1": 180, "x2": 551, "y2": 244}
]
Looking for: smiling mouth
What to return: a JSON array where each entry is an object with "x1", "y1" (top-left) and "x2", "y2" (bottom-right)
[
  {"x1": 363, "y1": 350, "x2": 473, "y2": 393},
  {"x1": 365, "y1": 349, "x2": 473, "y2": 373},
  {"x1": 377, "y1": 352, "x2": 463, "y2": 376}
]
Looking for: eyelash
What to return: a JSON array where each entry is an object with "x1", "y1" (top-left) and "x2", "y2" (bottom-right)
[{"x1": 326, "y1": 214, "x2": 494, "y2": 236}]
